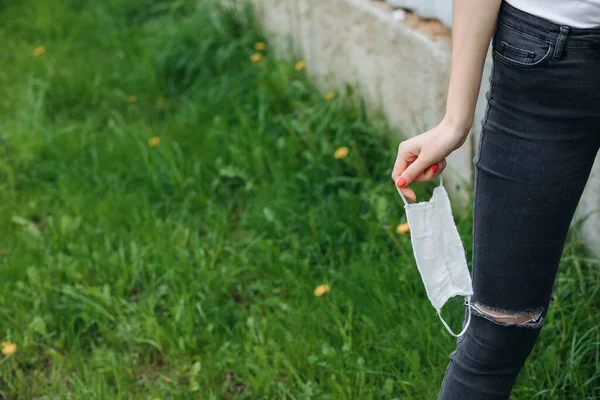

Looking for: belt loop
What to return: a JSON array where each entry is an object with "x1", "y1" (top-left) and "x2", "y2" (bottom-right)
[{"x1": 553, "y1": 26, "x2": 570, "y2": 60}]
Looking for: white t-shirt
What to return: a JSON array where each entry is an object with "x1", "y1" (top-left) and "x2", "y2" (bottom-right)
[{"x1": 506, "y1": 0, "x2": 600, "y2": 28}]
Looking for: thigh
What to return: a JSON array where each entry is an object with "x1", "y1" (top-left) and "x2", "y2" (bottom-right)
[{"x1": 472, "y1": 41, "x2": 600, "y2": 314}]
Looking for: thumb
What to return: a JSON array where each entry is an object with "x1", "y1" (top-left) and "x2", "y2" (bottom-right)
[{"x1": 398, "y1": 156, "x2": 433, "y2": 187}]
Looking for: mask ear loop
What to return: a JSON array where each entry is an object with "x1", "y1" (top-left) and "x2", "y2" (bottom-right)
[
  {"x1": 437, "y1": 296, "x2": 472, "y2": 338},
  {"x1": 395, "y1": 180, "x2": 409, "y2": 206},
  {"x1": 395, "y1": 173, "x2": 444, "y2": 205}
]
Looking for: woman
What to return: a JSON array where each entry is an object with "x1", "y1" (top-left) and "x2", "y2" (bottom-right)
[{"x1": 390, "y1": 0, "x2": 600, "y2": 398}]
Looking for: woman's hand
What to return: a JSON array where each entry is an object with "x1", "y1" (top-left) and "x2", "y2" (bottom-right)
[
  {"x1": 389, "y1": 0, "x2": 501, "y2": 201},
  {"x1": 391, "y1": 118, "x2": 469, "y2": 202}
]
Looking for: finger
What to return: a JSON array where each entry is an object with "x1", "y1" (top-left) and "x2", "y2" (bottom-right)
[
  {"x1": 412, "y1": 159, "x2": 447, "y2": 182},
  {"x1": 435, "y1": 159, "x2": 447, "y2": 177},
  {"x1": 400, "y1": 186, "x2": 417, "y2": 202},
  {"x1": 394, "y1": 175, "x2": 417, "y2": 202},
  {"x1": 411, "y1": 162, "x2": 438, "y2": 182},
  {"x1": 397, "y1": 155, "x2": 434, "y2": 186},
  {"x1": 390, "y1": 154, "x2": 407, "y2": 184},
  {"x1": 391, "y1": 141, "x2": 418, "y2": 184}
]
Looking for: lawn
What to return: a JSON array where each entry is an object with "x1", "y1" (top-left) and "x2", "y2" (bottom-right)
[{"x1": 0, "y1": 0, "x2": 599, "y2": 399}]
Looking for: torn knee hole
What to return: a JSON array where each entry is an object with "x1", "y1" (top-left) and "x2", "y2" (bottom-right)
[{"x1": 471, "y1": 302, "x2": 544, "y2": 328}]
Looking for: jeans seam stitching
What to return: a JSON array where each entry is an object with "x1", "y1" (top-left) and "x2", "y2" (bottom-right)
[
  {"x1": 471, "y1": 58, "x2": 496, "y2": 296},
  {"x1": 497, "y1": 20, "x2": 554, "y2": 45},
  {"x1": 493, "y1": 45, "x2": 553, "y2": 68}
]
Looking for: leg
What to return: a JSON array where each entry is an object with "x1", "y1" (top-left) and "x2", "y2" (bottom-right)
[
  {"x1": 439, "y1": 6, "x2": 600, "y2": 398},
  {"x1": 439, "y1": 101, "x2": 597, "y2": 399}
]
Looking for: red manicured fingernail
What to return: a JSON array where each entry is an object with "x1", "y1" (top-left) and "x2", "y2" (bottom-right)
[
  {"x1": 432, "y1": 164, "x2": 439, "y2": 174},
  {"x1": 396, "y1": 177, "x2": 407, "y2": 188}
]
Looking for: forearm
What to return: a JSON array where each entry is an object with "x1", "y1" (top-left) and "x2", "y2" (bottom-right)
[{"x1": 444, "y1": 0, "x2": 502, "y2": 134}]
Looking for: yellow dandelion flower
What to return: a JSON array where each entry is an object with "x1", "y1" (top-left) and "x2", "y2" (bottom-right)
[
  {"x1": 148, "y1": 136, "x2": 160, "y2": 147},
  {"x1": 33, "y1": 46, "x2": 46, "y2": 57},
  {"x1": 324, "y1": 92, "x2": 336, "y2": 101},
  {"x1": 295, "y1": 60, "x2": 307, "y2": 71},
  {"x1": 334, "y1": 146, "x2": 349, "y2": 159},
  {"x1": 250, "y1": 53, "x2": 262, "y2": 63},
  {"x1": 314, "y1": 284, "x2": 330, "y2": 297},
  {"x1": 129, "y1": 95, "x2": 137, "y2": 103},
  {"x1": 396, "y1": 222, "x2": 410, "y2": 234},
  {"x1": 254, "y1": 42, "x2": 266, "y2": 51},
  {"x1": 1, "y1": 341, "x2": 16, "y2": 356}
]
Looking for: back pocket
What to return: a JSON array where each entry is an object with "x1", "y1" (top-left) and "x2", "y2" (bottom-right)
[{"x1": 493, "y1": 22, "x2": 553, "y2": 67}]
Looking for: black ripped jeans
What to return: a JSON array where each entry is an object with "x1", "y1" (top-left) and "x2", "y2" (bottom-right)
[{"x1": 439, "y1": 2, "x2": 600, "y2": 399}]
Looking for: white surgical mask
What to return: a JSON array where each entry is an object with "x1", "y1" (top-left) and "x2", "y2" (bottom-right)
[{"x1": 396, "y1": 175, "x2": 473, "y2": 337}]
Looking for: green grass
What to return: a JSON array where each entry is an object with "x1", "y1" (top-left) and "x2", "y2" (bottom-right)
[{"x1": 0, "y1": 0, "x2": 599, "y2": 398}]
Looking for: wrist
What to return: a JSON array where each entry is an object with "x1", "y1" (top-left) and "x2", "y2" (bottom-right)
[{"x1": 441, "y1": 114, "x2": 472, "y2": 138}]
